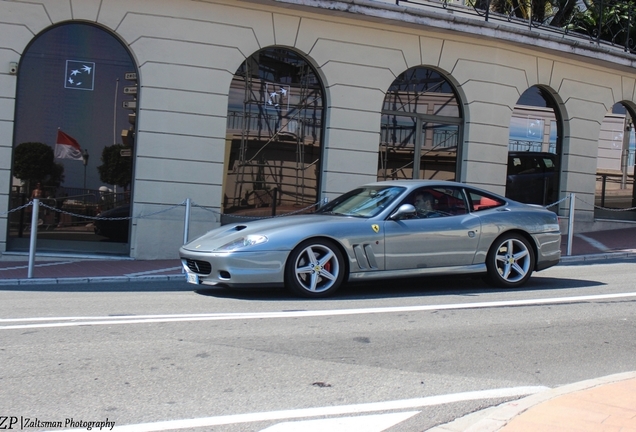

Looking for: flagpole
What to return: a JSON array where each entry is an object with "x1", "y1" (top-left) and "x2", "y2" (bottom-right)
[
  {"x1": 114, "y1": 78, "x2": 119, "y2": 145},
  {"x1": 82, "y1": 149, "x2": 89, "y2": 190}
]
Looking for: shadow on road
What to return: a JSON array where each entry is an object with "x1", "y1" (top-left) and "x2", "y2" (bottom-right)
[{"x1": 193, "y1": 273, "x2": 606, "y2": 301}]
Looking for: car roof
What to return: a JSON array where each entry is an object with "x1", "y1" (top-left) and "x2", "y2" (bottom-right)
[{"x1": 363, "y1": 179, "x2": 471, "y2": 188}]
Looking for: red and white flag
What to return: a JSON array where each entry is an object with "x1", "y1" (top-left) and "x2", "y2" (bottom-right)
[{"x1": 55, "y1": 129, "x2": 83, "y2": 160}]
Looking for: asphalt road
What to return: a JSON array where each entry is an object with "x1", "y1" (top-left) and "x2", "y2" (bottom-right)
[{"x1": 1, "y1": 259, "x2": 635, "y2": 432}]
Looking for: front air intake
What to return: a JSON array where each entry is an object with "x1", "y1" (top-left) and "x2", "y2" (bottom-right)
[{"x1": 184, "y1": 259, "x2": 212, "y2": 275}]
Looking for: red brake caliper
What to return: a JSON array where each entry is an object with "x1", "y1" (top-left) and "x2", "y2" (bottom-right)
[{"x1": 323, "y1": 259, "x2": 331, "y2": 273}]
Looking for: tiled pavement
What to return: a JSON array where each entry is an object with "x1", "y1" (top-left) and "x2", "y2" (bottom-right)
[
  {"x1": 1, "y1": 226, "x2": 635, "y2": 432},
  {"x1": 0, "y1": 256, "x2": 182, "y2": 283}
]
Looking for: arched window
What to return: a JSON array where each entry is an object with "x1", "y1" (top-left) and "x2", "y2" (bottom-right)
[
  {"x1": 379, "y1": 67, "x2": 462, "y2": 181},
  {"x1": 224, "y1": 48, "x2": 324, "y2": 218},
  {"x1": 506, "y1": 86, "x2": 562, "y2": 207},
  {"x1": 9, "y1": 23, "x2": 136, "y2": 254},
  {"x1": 595, "y1": 103, "x2": 636, "y2": 220}
]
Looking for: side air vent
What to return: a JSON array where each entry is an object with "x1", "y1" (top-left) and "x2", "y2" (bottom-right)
[{"x1": 353, "y1": 244, "x2": 378, "y2": 270}]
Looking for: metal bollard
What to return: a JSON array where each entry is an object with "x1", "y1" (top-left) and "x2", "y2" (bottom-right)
[
  {"x1": 28, "y1": 199, "x2": 39, "y2": 278},
  {"x1": 567, "y1": 193, "x2": 575, "y2": 256}
]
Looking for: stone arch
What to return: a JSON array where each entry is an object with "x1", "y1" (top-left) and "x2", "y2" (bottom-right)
[
  {"x1": 222, "y1": 46, "x2": 326, "y2": 219},
  {"x1": 378, "y1": 66, "x2": 464, "y2": 181},
  {"x1": 9, "y1": 21, "x2": 138, "y2": 254}
]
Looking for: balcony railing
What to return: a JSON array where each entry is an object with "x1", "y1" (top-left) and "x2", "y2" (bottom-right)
[{"x1": 392, "y1": 0, "x2": 636, "y2": 54}]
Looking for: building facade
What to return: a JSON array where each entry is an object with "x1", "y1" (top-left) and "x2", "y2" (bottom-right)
[{"x1": 1, "y1": 0, "x2": 636, "y2": 259}]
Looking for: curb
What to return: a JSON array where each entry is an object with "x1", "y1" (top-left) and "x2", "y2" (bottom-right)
[
  {"x1": 0, "y1": 274, "x2": 185, "y2": 286},
  {"x1": 426, "y1": 371, "x2": 636, "y2": 432},
  {"x1": 559, "y1": 251, "x2": 636, "y2": 263}
]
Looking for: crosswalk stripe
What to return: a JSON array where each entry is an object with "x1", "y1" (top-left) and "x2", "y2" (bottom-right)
[{"x1": 259, "y1": 411, "x2": 421, "y2": 432}]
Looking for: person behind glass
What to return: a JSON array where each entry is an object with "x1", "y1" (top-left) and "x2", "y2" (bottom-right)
[
  {"x1": 413, "y1": 192, "x2": 440, "y2": 218},
  {"x1": 31, "y1": 182, "x2": 43, "y2": 200}
]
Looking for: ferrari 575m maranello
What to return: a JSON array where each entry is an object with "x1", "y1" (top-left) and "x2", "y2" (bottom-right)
[{"x1": 180, "y1": 180, "x2": 562, "y2": 297}]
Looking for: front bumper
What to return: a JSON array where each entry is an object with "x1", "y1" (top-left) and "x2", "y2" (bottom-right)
[{"x1": 179, "y1": 249, "x2": 289, "y2": 288}]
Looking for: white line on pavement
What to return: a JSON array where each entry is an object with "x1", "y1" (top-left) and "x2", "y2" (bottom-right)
[
  {"x1": 258, "y1": 411, "x2": 421, "y2": 432},
  {"x1": 2, "y1": 291, "x2": 635, "y2": 331},
  {"x1": 575, "y1": 233, "x2": 609, "y2": 251},
  {"x1": 124, "y1": 266, "x2": 182, "y2": 277},
  {"x1": 0, "y1": 261, "x2": 77, "y2": 272},
  {"x1": 50, "y1": 387, "x2": 548, "y2": 432}
]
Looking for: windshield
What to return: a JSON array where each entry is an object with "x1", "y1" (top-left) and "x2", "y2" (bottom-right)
[{"x1": 316, "y1": 186, "x2": 405, "y2": 218}]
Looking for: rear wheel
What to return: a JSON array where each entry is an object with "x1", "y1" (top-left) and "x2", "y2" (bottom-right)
[
  {"x1": 486, "y1": 233, "x2": 535, "y2": 288},
  {"x1": 285, "y1": 239, "x2": 345, "y2": 298}
]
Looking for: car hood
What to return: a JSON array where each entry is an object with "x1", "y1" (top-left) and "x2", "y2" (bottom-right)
[{"x1": 181, "y1": 213, "x2": 362, "y2": 253}]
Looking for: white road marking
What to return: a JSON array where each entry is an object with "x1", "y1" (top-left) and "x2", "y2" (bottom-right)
[
  {"x1": 0, "y1": 261, "x2": 76, "y2": 272},
  {"x1": 258, "y1": 411, "x2": 421, "y2": 432},
  {"x1": 1, "y1": 291, "x2": 635, "y2": 331},
  {"x1": 51, "y1": 387, "x2": 548, "y2": 432},
  {"x1": 124, "y1": 266, "x2": 182, "y2": 277},
  {"x1": 575, "y1": 233, "x2": 609, "y2": 251}
]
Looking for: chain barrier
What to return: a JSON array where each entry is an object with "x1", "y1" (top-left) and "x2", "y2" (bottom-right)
[
  {"x1": 574, "y1": 195, "x2": 636, "y2": 212},
  {"x1": 1, "y1": 199, "x2": 325, "y2": 222},
  {"x1": 35, "y1": 200, "x2": 189, "y2": 221},
  {"x1": 190, "y1": 200, "x2": 324, "y2": 220},
  {"x1": 544, "y1": 195, "x2": 570, "y2": 210},
  {"x1": 0, "y1": 201, "x2": 34, "y2": 216},
  {"x1": 542, "y1": 194, "x2": 636, "y2": 212}
]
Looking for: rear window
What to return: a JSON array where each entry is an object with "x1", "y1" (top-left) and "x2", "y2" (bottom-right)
[{"x1": 467, "y1": 190, "x2": 505, "y2": 212}]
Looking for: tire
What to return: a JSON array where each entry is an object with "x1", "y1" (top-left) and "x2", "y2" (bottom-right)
[
  {"x1": 485, "y1": 233, "x2": 535, "y2": 288},
  {"x1": 285, "y1": 239, "x2": 346, "y2": 298}
]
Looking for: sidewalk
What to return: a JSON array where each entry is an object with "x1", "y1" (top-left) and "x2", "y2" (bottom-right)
[
  {"x1": 0, "y1": 255, "x2": 183, "y2": 284},
  {"x1": 428, "y1": 372, "x2": 636, "y2": 432}
]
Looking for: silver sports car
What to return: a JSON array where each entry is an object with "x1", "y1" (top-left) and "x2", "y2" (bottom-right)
[{"x1": 180, "y1": 180, "x2": 561, "y2": 297}]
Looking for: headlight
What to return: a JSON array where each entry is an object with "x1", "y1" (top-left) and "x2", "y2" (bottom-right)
[{"x1": 217, "y1": 234, "x2": 268, "y2": 251}]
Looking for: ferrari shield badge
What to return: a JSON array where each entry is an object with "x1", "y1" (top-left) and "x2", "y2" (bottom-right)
[{"x1": 371, "y1": 224, "x2": 380, "y2": 233}]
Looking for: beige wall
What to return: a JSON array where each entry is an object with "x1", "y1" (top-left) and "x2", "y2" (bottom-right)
[{"x1": 1, "y1": 0, "x2": 636, "y2": 258}]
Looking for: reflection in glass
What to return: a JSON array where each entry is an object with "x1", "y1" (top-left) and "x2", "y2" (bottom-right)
[
  {"x1": 595, "y1": 104, "x2": 636, "y2": 221},
  {"x1": 506, "y1": 87, "x2": 561, "y2": 207},
  {"x1": 9, "y1": 23, "x2": 135, "y2": 253},
  {"x1": 224, "y1": 49, "x2": 324, "y2": 218},
  {"x1": 379, "y1": 68, "x2": 461, "y2": 181}
]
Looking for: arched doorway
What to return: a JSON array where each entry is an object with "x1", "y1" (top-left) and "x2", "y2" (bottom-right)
[
  {"x1": 595, "y1": 103, "x2": 636, "y2": 221},
  {"x1": 378, "y1": 67, "x2": 462, "y2": 181},
  {"x1": 9, "y1": 23, "x2": 137, "y2": 254},
  {"x1": 223, "y1": 48, "x2": 324, "y2": 220},
  {"x1": 506, "y1": 86, "x2": 562, "y2": 207}
]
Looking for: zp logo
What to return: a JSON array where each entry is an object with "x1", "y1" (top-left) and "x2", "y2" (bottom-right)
[{"x1": 0, "y1": 416, "x2": 18, "y2": 430}]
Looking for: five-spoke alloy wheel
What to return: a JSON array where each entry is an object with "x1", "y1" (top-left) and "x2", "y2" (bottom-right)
[
  {"x1": 486, "y1": 233, "x2": 535, "y2": 288},
  {"x1": 285, "y1": 239, "x2": 346, "y2": 298}
]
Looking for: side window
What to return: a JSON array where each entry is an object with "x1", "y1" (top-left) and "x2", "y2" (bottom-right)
[
  {"x1": 407, "y1": 187, "x2": 467, "y2": 218},
  {"x1": 542, "y1": 157, "x2": 556, "y2": 172},
  {"x1": 468, "y1": 190, "x2": 506, "y2": 212}
]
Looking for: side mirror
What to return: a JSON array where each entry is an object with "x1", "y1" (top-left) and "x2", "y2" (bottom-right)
[{"x1": 390, "y1": 203, "x2": 416, "y2": 220}]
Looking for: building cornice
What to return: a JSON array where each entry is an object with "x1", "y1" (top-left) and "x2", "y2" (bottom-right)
[{"x1": 240, "y1": 0, "x2": 636, "y2": 71}]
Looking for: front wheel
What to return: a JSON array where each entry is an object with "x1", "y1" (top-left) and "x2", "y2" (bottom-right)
[
  {"x1": 285, "y1": 239, "x2": 345, "y2": 298},
  {"x1": 486, "y1": 233, "x2": 535, "y2": 288}
]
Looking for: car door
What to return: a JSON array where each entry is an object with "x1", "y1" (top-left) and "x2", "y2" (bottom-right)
[{"x1": 383, "y1": 187, "x2": 482, "y2": 270}]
